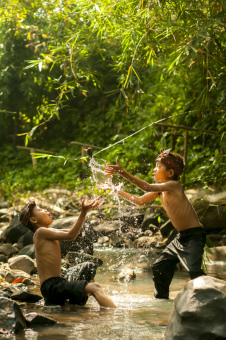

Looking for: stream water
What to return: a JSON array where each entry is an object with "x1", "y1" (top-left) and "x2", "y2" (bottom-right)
[{"x1": 15, "y1": 247, "x2": 226, "y2": 340}]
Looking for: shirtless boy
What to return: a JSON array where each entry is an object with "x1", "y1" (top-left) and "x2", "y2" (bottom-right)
[
  {"x1": 101, "y1": 149, "x2": 206, "y2": 299},
  {"x1": 19, "y1": 198, "x2": 117, "y2": 307}
]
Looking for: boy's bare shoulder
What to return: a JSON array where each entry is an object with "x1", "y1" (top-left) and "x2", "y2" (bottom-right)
[
  {"x1": 34, "y1": 227, "x2": 55, "y2": 239},
  {"x1": 163, "y1": 180, "x2": 183, "y2": 192}
]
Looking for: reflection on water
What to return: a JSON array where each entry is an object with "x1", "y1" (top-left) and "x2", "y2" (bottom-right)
[{"x1": 15, "y1": 247, "x2": 226, "y2": 340}]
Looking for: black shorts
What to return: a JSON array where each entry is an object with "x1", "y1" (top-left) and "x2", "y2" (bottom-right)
[{"x1": 40, "y1": 277, "x2": 89, "y2": 305}]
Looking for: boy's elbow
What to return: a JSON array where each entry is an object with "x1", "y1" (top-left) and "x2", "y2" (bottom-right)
[
  {"x1": 136, "y1": 200, "x2": 144, "y2": 206},
  {"x1": 65, "y1": 233, "x2": 78, "y2": 241}
]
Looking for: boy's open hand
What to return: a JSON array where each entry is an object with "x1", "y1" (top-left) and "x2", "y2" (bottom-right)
[
  {"x1": 104, "y1": 158, "x2": 124, "y2": 176},
  {"x1": 81, "y1": 196, "x2": 103, "y2": 213}
]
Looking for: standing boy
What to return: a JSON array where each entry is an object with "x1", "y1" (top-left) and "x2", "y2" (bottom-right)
[
  {"x1": 19, "y1": 198, "x2": 117, "y2": 307},
  {"x1": 101, "y1": 149, "x2": 206, "y2": 299}
]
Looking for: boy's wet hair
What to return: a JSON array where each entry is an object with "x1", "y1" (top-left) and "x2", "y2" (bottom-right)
[
  {"x1": 19, "y1": 201, "x2": 37, "y2": 233},
  {"x1": 156, "y1": 149, "x2": 185, "y2": 181}
]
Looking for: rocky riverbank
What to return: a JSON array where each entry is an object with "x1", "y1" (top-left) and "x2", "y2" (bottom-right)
[{"x1": 0, "y1": 189, "x2": 226, "y2": 337}]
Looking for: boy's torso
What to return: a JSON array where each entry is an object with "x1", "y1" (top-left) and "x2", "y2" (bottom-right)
[
  {"x1": 160, "y1": 189, "x2": 202, "y2": 232},
  {"x1": 33, "y1": 234, "x2": 62, "y2": 285}
]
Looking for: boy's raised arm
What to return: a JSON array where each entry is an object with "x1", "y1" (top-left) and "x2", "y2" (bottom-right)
[
  {"x1": 105, "y1": 158, "x2": 180, "y2": 193},
  {"x1": 36, "y1": 197, "x2": 102, "y2": 241}
]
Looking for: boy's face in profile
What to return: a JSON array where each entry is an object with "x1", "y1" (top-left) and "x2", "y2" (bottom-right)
[
  {"x1": 30, "y1": 206, "x2": 53, "y2": 228},
  {"x1": 153, "y1": 161, "x2": 173, "y2": 182}
]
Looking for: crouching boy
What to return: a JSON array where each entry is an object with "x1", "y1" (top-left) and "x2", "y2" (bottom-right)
[{"x1": 19, "y1": 198, "x2": 117, "y2": 308}]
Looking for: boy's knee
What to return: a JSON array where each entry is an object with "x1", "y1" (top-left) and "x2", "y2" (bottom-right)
[{"x1": 87, "y1": 282, "x2": 102, "y2": 294}]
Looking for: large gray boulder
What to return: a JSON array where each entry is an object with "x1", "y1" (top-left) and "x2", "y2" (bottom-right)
[
  {"x1": 8, "y1": 255, "x2": 36, "y2": 275},
  {"x1": 17, "y1": 230, "x2": 33, "y2": 249},
  {"x1": 141, "y1": 208, "x2": 159, "y2": 231},
  {"x1": 93, "y1": 220, "x2": 120, "y2": 234},
  {"x1": 0, "y1": 243, "x2": 18, "y2": 257},
  {"x1": 208, "y1": 246, "x2": 226, "y2": 261},
  {"x1": 165, "y1": 276, "x2": 226, "y2": 340},
  {"x1": 0, "y1": 297, "x2": 27, "y2": 334},
  {"x1": 18, "y1": 244, "x2": 35, "y2": 259},
  {"x1": 1, "y1": 217, "x2": 27, "y2": 243},
  {"x1": 197, "y1": 205, "x2": 226, "y2": 231},
  {"x1": 51, "y1": 218, "x2": 94, "y2": 256}
]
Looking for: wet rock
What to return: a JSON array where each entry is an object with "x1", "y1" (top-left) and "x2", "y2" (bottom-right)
[
  {"x1": 0, "y1": 208, "x2": 12, "y2": 222},
  {"x1": 207, "y1": 246, "x2": 226, "y2": 261},
  {"x1": 0, "y1": 291, "x2": 9, "y2": 298},
  {"x1": 109, "y1": 231, "x2": 126, "y2": 247},
  {"x1": 219, "y1": 235, "x2": 226, "y2": 246},
  {"x1": 0, "y1": 243, "x2": 18, "y2": 257},
  {"x1": 141, "y1": 208, "x2": 159, "y2": 231},
  {"x1": 165, "y1": 276, "x2": 226, "y2": 340},
  {"x1": 11, "y1": 287, "x2": 42, "y2": 302},
  {"x1": 198, "y1": 205, "x2": 226, "y2": 231},
  {"x1": 93, "y1": 221, "x2": 119, "y2": 234},
  {"x1": 22, "y1": 278, "x2": 36, "y2": 286},
  {"x1": 134, "y1": 236, "x2": 159, "y2": 248},
  {"x1": 206, "y1": 233, "x2": 223, "y2": 247},
  {"x1": 8, "y1": 255, "x2": 36, "y2": 275},
  {"x1": 160, "y1": 220, "x2": 174, "y2": 237},
  {"x1": 0, "y1": 297, "x2": 27, "y2": 333},
  {"x1": 5, "y1": 269, "x2": 30, "y2": 283},
  {"x1": 124, "y1": 238, "x2": 134, "y2": 248},
  {"x1": 143, "y1": 230, "x2": 153, "y2": 236},
  {"x1": 1, "y1": 217, "x2": 27, "y2": 243},
  {"x1": 97, "y1": 236, "x2": 109, "y2": 244},
  {"x1": 17, "y1": 230, "x2": 33, "y2": 250},
  {"x1": 117, "y1": 268, "x2": 136, "y2": 282},
  {"x1": 26, "y1": 312, "x2": 56, "y2": 325},
  {"x1": 65, "y1": 251, "x2": 103, "y2": 267},
  {"x1": 0, "y1": 254, "x2": 7, "y2": 262},
  {"x1": 1, "y1": 286, "x2": 14, "y2": 297},
  {"x1": 65, "y1": 262, "x2": 97, "y2": 282},
  {"x1": 0, "y1": 268, "x2": 7, "y2": 278},
  {"x1": 18, "y1": 244, "x2": 35, "y2": 259},
  {"x1": 118, "y1": 209, "x2": 145, "y2": 228}
]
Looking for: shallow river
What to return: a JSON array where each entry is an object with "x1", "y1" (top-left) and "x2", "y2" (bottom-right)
[{"x1": 15, "y1": 247, "x2": 226, "y2": 340}]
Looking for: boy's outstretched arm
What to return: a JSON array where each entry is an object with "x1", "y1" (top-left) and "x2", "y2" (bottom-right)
[
  {"x1": 98, "y1": 183, "x2": 159, "y2": 205},
  {"x1": 105, "y1": 158, "x2": 159, "y2": 192},
  {"x1": 116, "y1": 189, "x2": 159, "y2": 205}
]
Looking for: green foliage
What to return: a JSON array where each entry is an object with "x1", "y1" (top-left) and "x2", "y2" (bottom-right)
[{"x1": 0, "y1": 0, "x2": 225, "y2": 198}]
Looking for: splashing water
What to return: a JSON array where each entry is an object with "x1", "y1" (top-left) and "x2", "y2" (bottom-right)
[{"x1": 88, "y1": 155, "x2": 124, "y2": 219}]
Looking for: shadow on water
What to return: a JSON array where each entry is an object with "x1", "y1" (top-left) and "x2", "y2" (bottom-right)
[{"x1": 15, "y1": 247, "x2": 226, "y2": 340}]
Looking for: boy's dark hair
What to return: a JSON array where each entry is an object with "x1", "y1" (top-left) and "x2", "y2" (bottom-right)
[
  {"x1": 156, "y1": 149, "x2": 185, "y2": 181},
  {"x1": 19, "y1": 201, "x2": 37, "y2": 233}
]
